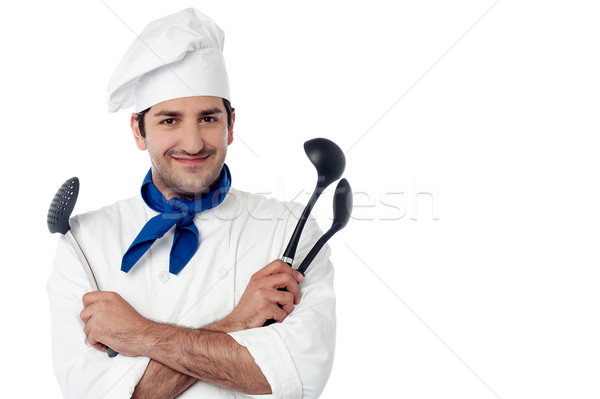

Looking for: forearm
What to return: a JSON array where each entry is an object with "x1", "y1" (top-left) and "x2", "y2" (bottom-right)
[
  {"x1": 131, "y1": 319, "x2": 253, "y2": 397},
  {"x1": 80, "y1": 260, "x2": 304, "y2": 397},
  {"x1": 132, "y1": 359, "x2": 196, "y2": 399},
  {"x1": 140, "y1": 322, "x2": 271, "y2": 395}
]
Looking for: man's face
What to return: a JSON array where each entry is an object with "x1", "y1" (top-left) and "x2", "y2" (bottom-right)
[{"x1": 131, "y1": 96, "x2": 234, "y2": 200}]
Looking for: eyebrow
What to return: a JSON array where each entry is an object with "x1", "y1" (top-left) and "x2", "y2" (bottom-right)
[{"x1": 152, "y1": 108, "x2": 224, "y2": 118}]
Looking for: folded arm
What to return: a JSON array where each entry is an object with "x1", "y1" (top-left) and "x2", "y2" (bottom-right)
[
  {"x1": 131, "y1": 360, "x2": 196, "y2": 399},
  {"x1": 135, "y1": 325, "x2": 271, "y2": 395},
  {"x1": 50, "y1": 210, "x2": 335, "y2": 399},
  {"x1": 82, "y1": 260, "x2": 303, "y2": 397}
]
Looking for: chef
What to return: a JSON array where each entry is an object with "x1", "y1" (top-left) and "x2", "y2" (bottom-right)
[{"x1": 46, "y1": 8, "x2": 335, "y2": 399}]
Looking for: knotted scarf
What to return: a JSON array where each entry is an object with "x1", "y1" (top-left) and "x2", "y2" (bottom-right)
[{"x1": 121, "y1": 164, "x2": 231, "y2": 275}]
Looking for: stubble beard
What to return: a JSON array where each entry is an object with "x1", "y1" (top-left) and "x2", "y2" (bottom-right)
[{"x1": 149, "y1": 148, "x2": 227, "y2": 200}]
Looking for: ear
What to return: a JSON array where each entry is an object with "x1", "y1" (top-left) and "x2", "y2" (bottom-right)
[
  {"x1": 131, "y1": 113, "x2": 147, "y2": 151},
  {"x1": 227, "y1": 109, "x2": 236, "y2": 145}
]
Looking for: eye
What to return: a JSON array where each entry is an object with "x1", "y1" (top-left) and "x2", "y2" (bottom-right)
[
  {"x1": 201, "y1": 116, "x2": 217, "y2": 123},
  {"x1": 161, "y1": 118, "x2": 176, "y2": 125}
]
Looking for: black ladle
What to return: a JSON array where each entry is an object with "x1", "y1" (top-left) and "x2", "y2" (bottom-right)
[
  {"x1": 47, "y1": 177, "x2": 119, "y2": 358},
  {"x1": 280, "y1": 138, "x2": 346, "y2": 266},
  {"x1": 296, "y1": 178, "x2": 352, "y2": 275},
  {"x1": 263, "y1": 178, "x2": 353, "y2": 326},
  {"x1": 264, "y1": 139, "x2": 346, "y2": 326}
]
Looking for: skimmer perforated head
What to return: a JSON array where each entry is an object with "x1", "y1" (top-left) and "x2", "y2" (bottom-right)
[{"x1": 47, "y1": 177, "x2": 80, "y2": 234}]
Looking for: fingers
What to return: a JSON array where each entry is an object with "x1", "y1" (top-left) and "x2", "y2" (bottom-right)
[
  {"x1": 82, "y1": 317, "x2": 105, "y2": 352},
  {"x1": 79, "y1": 296, "x2": 106, "y2": 323},
  {"x1": 253, "y1": 259, "x2": 287, "y2": 278},
  {"x1": 80, "y1": 291, "x2": 116, "y2": 351},
  {"x1": 265, "y1": 273, "x2": 301, "y2": 304},
  {"x1": 82, "y1": 291, "x2": 122, "y2": 304},
  {"x1": 87, "y1": 334, "x2": 98, "y2": 347},
  {"x1": 223, "y1": 260, "x2": 305, "y2": 329},
  {"x1": 79, "y1": 306, "x2": 91, "y2": 324},
  {"x1": 83, "y1": 318, "x2": 91, "y2": 337},
  {"x1": 254, "y1": 260, "x2": 304, "y2": 283},
  {"x1": 87, "y1": 335, "x2": 107, "y2": 353},
  {"x1": 250, "y1": 260, "x2": 303, "y2": 304},
  {"x1": 93, "y1": 343, "x2": 107, "y2": 353},
  {"x1": 269, "y1": 304, "x2": 289, "y2": 323},
  {"x1": 271, "y1": 289, "x2": 295, "y2": 314},
  {"x1": 258, "y1": 291, "x2": 290, "y2": 322},
  {"x1": 249, "y1": 271, "x2": 301, "y2": 305},
  {"x1": 82, "y1": 291, "x2": 101, "y2": 306}
]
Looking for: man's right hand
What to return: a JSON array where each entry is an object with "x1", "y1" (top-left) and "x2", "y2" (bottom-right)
[{"x1": 211, "y1": 260, "x2": 304, "y2": 332}]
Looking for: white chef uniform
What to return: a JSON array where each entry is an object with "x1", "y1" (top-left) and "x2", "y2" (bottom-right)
[{"x1": 46, "y1": 188, "x2": 336, "y2": 398}]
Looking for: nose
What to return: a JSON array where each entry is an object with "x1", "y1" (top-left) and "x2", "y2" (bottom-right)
[{"x1": 178, "y1": 122, "x2": 204, "y2": 154}]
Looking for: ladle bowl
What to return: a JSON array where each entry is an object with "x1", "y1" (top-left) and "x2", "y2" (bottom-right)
[
  {"x1": 281, "y1": 138, "x2": 346, "y2": 265},
  {"x1": 304, "y1": 138, "x2": 346, "y2": 188}
]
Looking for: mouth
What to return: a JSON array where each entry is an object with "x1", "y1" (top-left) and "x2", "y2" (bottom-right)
[{"x1": 171, "y1": 153, "x2": 212, "y2": 165}]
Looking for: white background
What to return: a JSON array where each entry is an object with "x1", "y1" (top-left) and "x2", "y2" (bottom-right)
[{"x1": 1, "y1": 1, "x2": 599, "y2": 398}]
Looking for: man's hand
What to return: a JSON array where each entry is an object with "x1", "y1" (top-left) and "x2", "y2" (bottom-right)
[
  {"x1": 80, "y1": 291, "x2": 152, "y2": 356},
  {"x1": 214, "y1": 260, "x2": 304, "y2": 332}
]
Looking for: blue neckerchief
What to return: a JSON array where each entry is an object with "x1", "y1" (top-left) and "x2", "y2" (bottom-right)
[{"x1": 121, "y1": 164, "x2": 231, "y2": 275}]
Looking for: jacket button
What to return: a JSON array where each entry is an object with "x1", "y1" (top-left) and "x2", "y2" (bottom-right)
[
  {"x1": 215, "y1": 267, "x2": 228, "y2": 279},
  {"x1": 159, "y1": 271, "x2": 170, "y2": 283}
]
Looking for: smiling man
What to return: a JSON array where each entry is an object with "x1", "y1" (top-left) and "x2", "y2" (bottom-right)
[
  {"x1": 46, "y1": 8, "x2": 336, "y2": 399},
  {"x1": 134, "y1": 97, "x2": 233, "y2": 200}
]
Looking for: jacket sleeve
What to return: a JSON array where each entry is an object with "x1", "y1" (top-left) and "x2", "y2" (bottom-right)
[
  {"x1": 228, "y1": 215, "x2": 336, "y2": 399},
  {"x1": 46, "y1": 234, "x2": 151, "y2": 399}
]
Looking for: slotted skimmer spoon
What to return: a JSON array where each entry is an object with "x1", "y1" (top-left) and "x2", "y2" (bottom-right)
[{"x1": 47, "y1": 177, "x2": 118, "y2": 358}]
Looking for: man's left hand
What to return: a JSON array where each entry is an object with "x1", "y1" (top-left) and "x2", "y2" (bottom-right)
[{"x1": 80, "y1": 291, "x2": 151, "y2": 356}]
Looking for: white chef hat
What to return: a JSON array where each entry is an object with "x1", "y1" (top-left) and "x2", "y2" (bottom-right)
[{"x1": 107, "y1": 8, "x2": 230, "y2": 113}]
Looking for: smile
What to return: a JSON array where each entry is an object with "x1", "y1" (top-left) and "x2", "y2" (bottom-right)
[{"x1": 171, "y1": 154, "x2": 211, "y2": 165}]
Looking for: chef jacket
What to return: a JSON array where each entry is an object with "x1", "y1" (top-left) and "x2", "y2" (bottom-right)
[{"x1": 46, "y1": 188, "x2": 336, "y2": 399}]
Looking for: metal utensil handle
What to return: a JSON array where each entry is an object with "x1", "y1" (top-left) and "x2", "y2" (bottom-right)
[
  {"x1": 65, "y1": 231, "x2": 119, "y2": 357},
  {"x1": 65, "y1": 231, "x2": 100, "y2": 291}
]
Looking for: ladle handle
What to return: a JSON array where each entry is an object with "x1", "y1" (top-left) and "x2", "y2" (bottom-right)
[
  {"x1": 296, "y1": 225, "x2": 340, "y2": 275},
  {"x1": 266, "y1": 190, "x2": 319, "y2": 326},
  {"x1": 281, "y1": 185, "x2": 322, "y2": 265}
]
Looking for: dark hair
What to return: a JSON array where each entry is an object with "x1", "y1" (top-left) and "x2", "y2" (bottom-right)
[{"x1": 136, "y1": 98, "x2": 234, "y2": 138}]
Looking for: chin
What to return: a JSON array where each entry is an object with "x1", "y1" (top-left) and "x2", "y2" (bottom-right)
[{"x1": 178, "y1": 182, "x2": 211, "y2": 198}]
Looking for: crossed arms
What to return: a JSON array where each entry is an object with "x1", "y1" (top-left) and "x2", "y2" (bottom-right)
[
  {"x1": 79, "y1": 260, "x2": 304, "y2": 397},
  {"x1": 48, "y1": 209, "x2": 336, "y2": 399}
]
